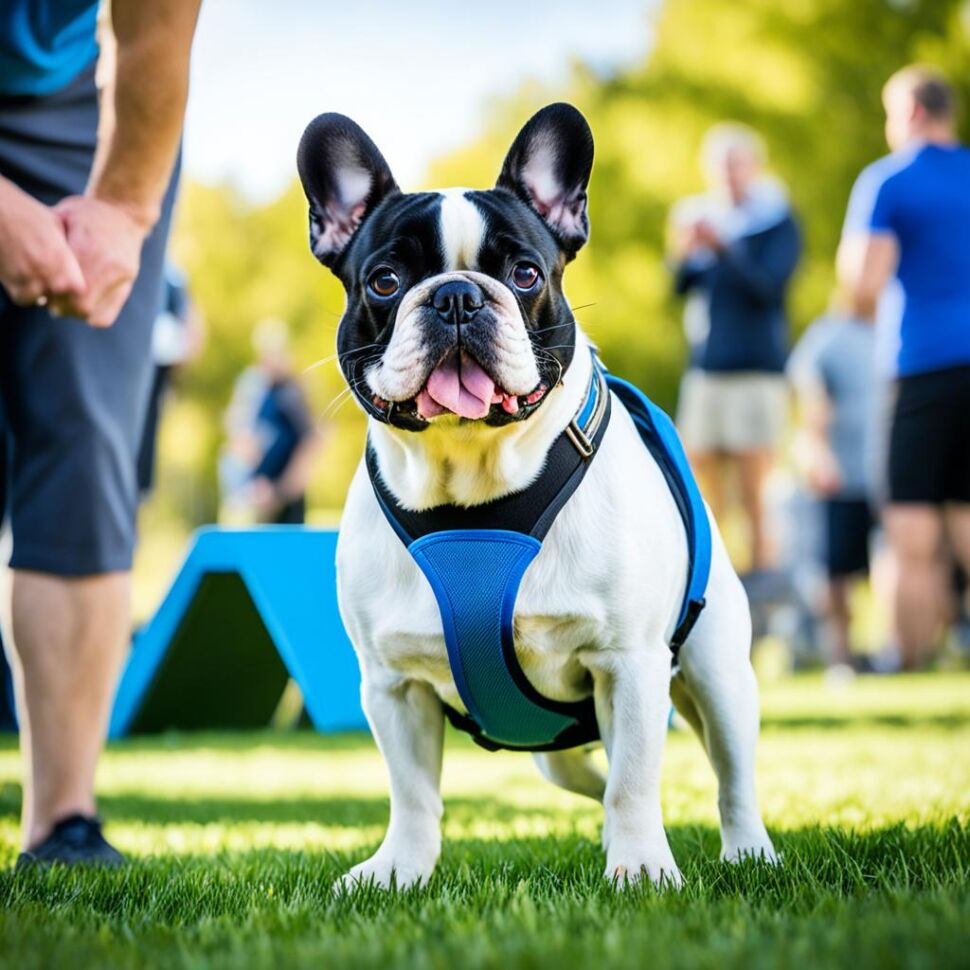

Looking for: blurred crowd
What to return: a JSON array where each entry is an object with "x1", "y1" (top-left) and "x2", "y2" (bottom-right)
[
  {"x1": 140, "y1": 60, "x2": 968, "y2": 681},
  {"x1": 667, "y1": 65, "x2": 970, "y2": 677}
]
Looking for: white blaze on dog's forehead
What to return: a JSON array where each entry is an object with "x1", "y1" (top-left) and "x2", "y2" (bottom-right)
[{"x1": 437, "y1": 188, "x2": 484, "y2": 270}]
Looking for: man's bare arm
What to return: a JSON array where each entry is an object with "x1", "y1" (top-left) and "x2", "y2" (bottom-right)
[
  {"x1": 51, "y1": 0, "x2": 201, "y2": 326},
  {"x1": 836, "y1": 232, "x2": 898, "y2": 321},
  {"x1": 89, "y1": 0, "x2": 202, "y2": 228}
]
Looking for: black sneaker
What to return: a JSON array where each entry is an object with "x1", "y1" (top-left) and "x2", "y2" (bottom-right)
[{"x1": 15, "y1": 814, "x2": 125, "y2": 869}]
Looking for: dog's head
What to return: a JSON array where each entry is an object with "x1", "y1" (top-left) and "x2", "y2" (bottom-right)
[{"x1": 297, "y1": 104, "x2": 594, "y2": 431}]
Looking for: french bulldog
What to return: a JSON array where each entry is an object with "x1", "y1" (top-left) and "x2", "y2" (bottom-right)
[{"x1": 297, "y1": 103, "x2": 776, "y2": 890}]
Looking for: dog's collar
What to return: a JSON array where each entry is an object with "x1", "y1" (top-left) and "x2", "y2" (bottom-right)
[{"x1": 364, "y1": 349, "x2": 711, "y2": 753}]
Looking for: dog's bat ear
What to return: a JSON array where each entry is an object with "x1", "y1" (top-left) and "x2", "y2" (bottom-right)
[
  {"x1": 297, "y1": 113, "x2": 399, "y2": 268},
  {"x1": 496, "y1": 102, "x2": 594, "y2": 256}
]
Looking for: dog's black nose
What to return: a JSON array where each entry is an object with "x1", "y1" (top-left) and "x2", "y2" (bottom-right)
[{"x1": 432, "y1": 279, "x2": 484, "y2": 325}]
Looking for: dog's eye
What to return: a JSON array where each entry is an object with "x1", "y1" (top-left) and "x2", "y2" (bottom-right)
[
  {"x1": 510, "y1": 262, "x2": 541, "y2": 291},
  {"x1": 367, "y1": 268, "x2": 401, "y2": 299}
]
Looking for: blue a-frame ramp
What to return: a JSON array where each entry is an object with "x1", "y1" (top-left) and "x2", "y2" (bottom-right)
[{"x1": 109, "y1": 526, "x2": 367, "y2": 738}]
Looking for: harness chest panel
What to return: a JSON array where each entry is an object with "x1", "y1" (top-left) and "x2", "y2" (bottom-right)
[{"x1": 367, "y1": 352, "x2": 711, "y2": 752}]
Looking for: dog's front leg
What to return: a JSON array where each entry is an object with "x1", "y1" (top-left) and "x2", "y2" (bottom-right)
[
  {"x1": 594, "y1": 646, "x2": 682, "y2": 889},
  {"x1": 336, "y1": 667, "x2": 444, "y2": 891}
]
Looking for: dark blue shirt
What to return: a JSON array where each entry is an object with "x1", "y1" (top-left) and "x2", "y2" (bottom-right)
[
  {"x1": 0, "y1": 2, "x2": 99, "y2": 97},
  {"x1": 674, "y1": 213, "x2": 801, "y2": 373},
  {"x1": 844, "y1": 143, "x2": 970, "y2": 378},
  {"x1": 253, "y1": 379, "x2": 313, "y2": 483}
]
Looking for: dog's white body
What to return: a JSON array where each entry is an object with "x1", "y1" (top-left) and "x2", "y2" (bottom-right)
[
  {"x1": 297, "y1": 107, "x2": 776, "y2": 890},
  {"x1": 337, "y1": 325, "x2": 776, "y2": 890}
]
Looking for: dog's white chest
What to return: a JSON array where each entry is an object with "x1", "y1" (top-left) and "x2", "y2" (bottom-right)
[{"x1": 335, "y1": 407, "x2": 687, "y2": 715}]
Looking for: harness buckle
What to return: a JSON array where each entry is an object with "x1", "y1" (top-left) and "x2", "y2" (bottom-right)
[
  {"x1": 565, "y1": 419, "x2": 596, "y2": 459},
  {"x1": 670, "y1": 597, "x2": 706, "y2": 654}
]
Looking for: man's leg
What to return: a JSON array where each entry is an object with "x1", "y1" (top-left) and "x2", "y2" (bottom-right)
[
  {"x1": 737, "y1": 448, "x2": 775, "y2": 571},
  {"x1": 10, "y1": 572, "x2": 129, "y2": 846},
  {"x1": 679, "y1": 370, "x2": 728, "y2": 524},
  {"x1": 824, "y1": 577, "x2": 853, "y2": 667},
  {"x1": 883, "y1": 504, "x2": 945, "y2": 670},
  {"x1": 688, "y1": 450, "x2": 727, "y2": 524},
  {"x1": 2, "y1": 193, "x2": 172, "y2": 854},
  {"x1": 0, "y1": 89, "x2": 178, "y2": 857},
  {"x1": 945, "y1": 505, "x2": 970, "y2": 586}
]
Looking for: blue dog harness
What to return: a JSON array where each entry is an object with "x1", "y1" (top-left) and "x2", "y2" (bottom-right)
[{"x1": 367, "y1": 351, "x2": 712, "y2": 752}]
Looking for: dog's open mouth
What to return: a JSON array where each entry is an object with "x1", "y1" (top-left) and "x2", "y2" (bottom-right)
[{"x1": 371, "y1": 350, "x2": 548, "y2": 422}]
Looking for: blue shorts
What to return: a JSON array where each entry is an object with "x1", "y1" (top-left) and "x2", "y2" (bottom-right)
[
  {"x1": 0, "y1": 66, "x2": 178, "y2": 575},
  {"x1": 824, "y1": 497, "x2": 874, "y2": 579}
]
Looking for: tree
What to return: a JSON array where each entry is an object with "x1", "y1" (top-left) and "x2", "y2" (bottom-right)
[{"x1": 162, "y1": 0, "x2": 970, "y2": 528}]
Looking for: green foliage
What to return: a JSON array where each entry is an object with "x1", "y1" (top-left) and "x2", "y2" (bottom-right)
[
  {"x1": 428, "y1": 0, "x2": 970, "y2": 409},
  {"x1": 163, "y1": 0, "x2": 970, "y2": 526},
  {"x1": 167, "y1": 180, "x2": 360, "y2": 518},
  {"x1": 1, "y1": 673, "x2": 969, "y2": 969}
]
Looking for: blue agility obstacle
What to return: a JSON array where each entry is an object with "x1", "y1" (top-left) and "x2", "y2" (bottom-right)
[{"x1": 109, "y1": 526, "x2": 366, "y2": 738}]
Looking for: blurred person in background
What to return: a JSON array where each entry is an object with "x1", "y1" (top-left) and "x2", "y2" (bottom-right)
[
  {"x1": 221, "y1": 320, "x2": 321, "y2": 525},
  {"x1": 839, "y1": 65, "x2": 970, "y2": 671},
  {"x1": 670, "y1": 123, "x2": 801, "y2": 573},
  {"x1": 0, "y1": 1, "x2": 201, "y2": 866},
  {"x1": 788, "y1": 296, "x2": 877, "y2": 675},
  {"x1": 137, "y1": 264, "x2": 203, "y2": 500}
]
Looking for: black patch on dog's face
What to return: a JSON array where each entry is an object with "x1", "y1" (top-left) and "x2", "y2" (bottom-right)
[{"x1": 297, "y1": 104, "x2": 594, "y2": 431}]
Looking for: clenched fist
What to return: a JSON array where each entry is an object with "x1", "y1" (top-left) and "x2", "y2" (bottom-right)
[{"x1": 52, "y1": 196, "x2": 152, "y2": 328}]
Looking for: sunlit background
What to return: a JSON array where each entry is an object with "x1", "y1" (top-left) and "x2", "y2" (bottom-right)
[
  {"x1": 3, "y1": 5, "x2": 970, "y2": 962},
  {"x1": 138, "y1": 0, "x2": 970, "y2": 617}
]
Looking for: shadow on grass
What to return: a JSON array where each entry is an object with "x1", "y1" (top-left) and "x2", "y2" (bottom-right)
[
  {"x1": 760, "y1": 712, "x2": 970, "y2": 731},
  {"x1": 0, "y1": 786, "x2": 590, "y2": 828}
]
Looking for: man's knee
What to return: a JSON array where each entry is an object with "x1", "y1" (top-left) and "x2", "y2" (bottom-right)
[
  {"x1": 8, "y1": 424, "x2": 138, "y2": 576},
  {"x1": 944, "y1": 504, "x2": 970, "y2": 571},
  {"x1": 885, "y1": 504, "x2": 943, "y2": 567}
]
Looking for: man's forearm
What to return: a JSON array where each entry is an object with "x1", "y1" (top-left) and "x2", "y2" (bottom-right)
[
  {"x1": 836, "y1": 232, "x2": 897, "y2": 323},
  {"x1": 88, "y1": 0, "x2": 202, "y2": 228}
]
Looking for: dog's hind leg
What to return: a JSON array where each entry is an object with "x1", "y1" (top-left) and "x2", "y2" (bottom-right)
[
  {"x1": 669, "y1": 671, "x2": 705, "y2": 740},
  {"x1": 676, "y1": 529, "x2": 777, "y2": 864},
  {"x1": 533, "y1": 748, "x2": 606, "y2": 802}
]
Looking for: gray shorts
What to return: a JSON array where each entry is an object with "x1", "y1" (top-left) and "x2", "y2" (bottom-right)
[
  {"x1": 0, "y1": 65, "x2": 178, "y2": 575},
  {"x1": 677, "y1": 369, "x2": 788, "y2": 453}
]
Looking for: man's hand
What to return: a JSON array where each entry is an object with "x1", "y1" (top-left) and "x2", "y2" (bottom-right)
[
  {"x1": 0, "y1": 178, "x2": 87, "y2": 308},
  {"x1": 806, "y1": 448, "x2": 843, "y2": 496},
  {"x1": 52, "y1": 196, "x2": 150, "y2": 328},
  {"x1": 248, "y1": 477, "x2": 281, "y2": 520},
  {"x1": 693, "y1": 220, "x2": 725, "y2": 253}
]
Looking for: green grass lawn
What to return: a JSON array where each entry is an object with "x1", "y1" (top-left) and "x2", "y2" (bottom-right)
[{"x1": 1, "y1": 673, "x2": 968, "y2": 970}]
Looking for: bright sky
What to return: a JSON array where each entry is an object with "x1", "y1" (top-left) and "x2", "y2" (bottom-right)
[{"x1": 183, "y1": 0, "x2": 655, "y2": 202}]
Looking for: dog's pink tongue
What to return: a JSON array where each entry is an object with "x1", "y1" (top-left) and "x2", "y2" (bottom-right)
[{"x1": 425, "y1": 353, "x2": 495, "y2": 419}]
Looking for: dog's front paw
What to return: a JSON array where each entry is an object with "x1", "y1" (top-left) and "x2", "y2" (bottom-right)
[
  {"x1": 605, "y1": 843, "x2": 683, "y2": 890},
  {"x1": 721, "y1": 831, "x2": 779, "y2": 866},
  {"x1": 334, "y1": 846, "x2": 438, "y2": 893}
]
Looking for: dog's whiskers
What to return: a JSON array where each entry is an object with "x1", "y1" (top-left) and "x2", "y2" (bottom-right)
[{"x1": 304, "y1": 343, "x2": 385, "y2": 375}]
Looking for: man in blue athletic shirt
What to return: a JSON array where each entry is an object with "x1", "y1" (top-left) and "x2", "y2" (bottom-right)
[
  {"x1": 0, "y1": 2, "x2": 201, "y2": 866},
  {"x1": 839, "y1": 65, "x2": 970, "y2": 670}
]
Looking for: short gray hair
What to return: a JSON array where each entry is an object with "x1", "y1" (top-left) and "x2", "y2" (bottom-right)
[{"x1": 701, "y1": 122, "x2": 766, "y2": 178}]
